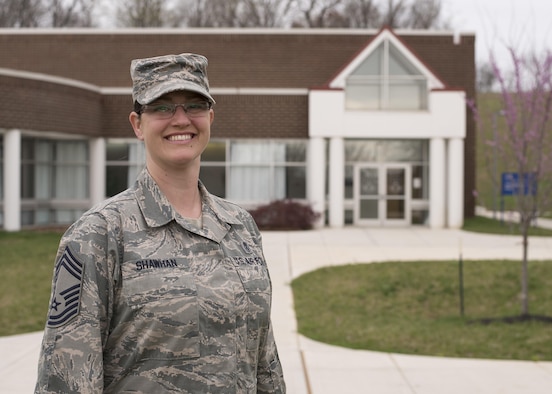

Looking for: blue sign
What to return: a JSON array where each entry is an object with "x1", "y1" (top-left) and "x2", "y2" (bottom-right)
[{"x1": 501, "y1": 172, "x2": 537, "y2": 196}]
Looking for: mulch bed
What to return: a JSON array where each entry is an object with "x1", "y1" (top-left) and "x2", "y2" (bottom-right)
[{"x1": 470, "y1": 314, "x2": 552, "y2": 325}]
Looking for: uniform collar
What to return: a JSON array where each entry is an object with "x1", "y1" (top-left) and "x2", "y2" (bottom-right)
[{"x1": 133, "y1": 169, "x2": 242, "y2": 242}]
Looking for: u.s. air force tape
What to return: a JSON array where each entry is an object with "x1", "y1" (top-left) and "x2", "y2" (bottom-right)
[{"x1": 47, "y1": 247, "x2": 84, "y2": 328}]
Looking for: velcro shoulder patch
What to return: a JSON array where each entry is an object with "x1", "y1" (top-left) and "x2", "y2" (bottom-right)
[{"x1": 47, "y1": 246, "x2": 84, "y2": 328}]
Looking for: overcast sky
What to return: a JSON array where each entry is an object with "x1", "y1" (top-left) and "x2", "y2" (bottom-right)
[{"x1": 442, "y1": 0, "x2": 552, "y2": 65}]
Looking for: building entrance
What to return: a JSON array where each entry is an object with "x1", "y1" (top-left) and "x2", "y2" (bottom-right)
[{"x1": 354, "y1": 164, "x2": 411, "y2": 226}]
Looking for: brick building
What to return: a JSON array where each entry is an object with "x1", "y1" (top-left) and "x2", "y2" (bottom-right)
[{"x1": 0, "y1": 27, "x2": 475, "y2": 230}]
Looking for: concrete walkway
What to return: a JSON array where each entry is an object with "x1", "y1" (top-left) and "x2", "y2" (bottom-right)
[{"x1": 2, "y1": 226, "x2": 552, "y2": 393}]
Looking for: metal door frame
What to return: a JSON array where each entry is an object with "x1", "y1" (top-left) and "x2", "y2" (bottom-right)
[{"x1": 353, "y1": 163, "x2": 411, "y2": 226}]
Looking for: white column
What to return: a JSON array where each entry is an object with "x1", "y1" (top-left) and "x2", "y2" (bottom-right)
[
  {"x1": 328, "y1": 137, "x2": 344, "y2": 227},
  {"x1": 447, "y1": 138, "x2": 464, "y2": 228},
  {"x1": 4, "y1": 129, "x2": 21, "y2": 231},
  {"x1": 89, "y1": 137, "x2": 106, "y2": 207},
  {"x1": 429, "y1": 138, "x2": 446, "y2": 228},
  {"x1": 307, "y1": 137, "x2": 326, "y2": 228}
]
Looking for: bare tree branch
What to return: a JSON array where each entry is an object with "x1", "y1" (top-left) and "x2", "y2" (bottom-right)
[
  {"x1": 0, "y1": 0, "x2": 43, "y2": 27},
  {"x1": 408, "y1": 0, "x2": 441, "y2": 29},
  {"x1": 290, "y1": 0, "x2": 444, "y2": 29},
  {"x1": 48, "y1": 0, "x2": 97, "y2": 27},
  {"x1": 116, "y1": 0, "x2": 166, "y2": 27},
  {"x1": 292, "y1": 0, "x2": 342, "y2": 27},
  {"x1": 343, "y1": 0, "x2": 380, "y2": 28},
  {"x1": 0, "y1": 0, "x2": 99, "y2": 27},
  {"x1": 381, "y1": 0, "x2": 407, "y2": 28},
  {"x1": 239, "y1": 0, "x2": 295, "y2": 27}
]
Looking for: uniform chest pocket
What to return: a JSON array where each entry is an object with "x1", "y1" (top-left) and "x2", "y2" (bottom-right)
[
  {"x1": 235, "y1": 264, "x2": 271, "y2": 293},
  {"x1": 121, "y1": 263, "x2": 200, "y2": 360}
]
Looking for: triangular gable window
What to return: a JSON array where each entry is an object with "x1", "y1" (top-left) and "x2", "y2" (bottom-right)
[{"x1": 346, "y1": 40, "x2": 428, "y2": 111}]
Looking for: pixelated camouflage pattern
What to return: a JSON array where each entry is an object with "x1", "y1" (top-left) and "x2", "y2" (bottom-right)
[
  {"x1": 131, "y1": 53, "x2": 215, "y2": 105},
  {"x1": 35, "y1": 169, "x2": 285, "y2": 393}
]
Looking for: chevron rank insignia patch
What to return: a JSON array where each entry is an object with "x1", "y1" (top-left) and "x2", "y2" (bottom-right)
[{"x1": 47, "y1": 247, "x2": 84, "y2": 328}]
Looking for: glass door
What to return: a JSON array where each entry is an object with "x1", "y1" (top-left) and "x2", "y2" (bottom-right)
[{"x1": 354, "y1": 164, "x2": 411, "y2": 226}]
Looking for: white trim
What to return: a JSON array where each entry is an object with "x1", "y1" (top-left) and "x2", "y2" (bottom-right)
[
  {"x1": 90, "y1": 138, "x2": 106, "y2": 206},
  {"x1": 429, "y1": 138, "x2": 446, "y2": 229},
  {"x1": 103, "y1": 87, "x2": 308, "y2": 96},
  {"x1": 307, "y1": 137, "x2": 326, "y2": 228},
  {"x1": 328, "y1": 137, "x2": 345, "y2": 227},
  {"x1": 453, "y1": 30, "x2": 461, "y2": 45},
  {"x1": 211, "y1": 88, "x2": 308, "y2": 95},
  {"x1": 0, "y1": 67, "x2": 100, "y2": 92},
  {"x1": 101, "y1": 87, "x2": 131, "y2": 95},
  {"x1": 3, "y1": 129, "x2": 90, "y2": 140},
  {"x1": 0, "y1": 70, "x2": 308, "y2": 97},
  {"x1": 4, "y1": 129, "x2": 21, "y2": 231},
  {"x1": 329, "y1": 29, "x2": 445, "y2": 90},
  {"x1": 447, "y1": 138, "x2": 464, "y2": 228},
  {"x1": 309, "y1": 89, "x2": 466, "y2": 139}
]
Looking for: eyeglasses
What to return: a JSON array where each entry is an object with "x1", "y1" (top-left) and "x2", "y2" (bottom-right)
[{"x1": 140, "y1": 102, "x2": 212, "y2": 119}]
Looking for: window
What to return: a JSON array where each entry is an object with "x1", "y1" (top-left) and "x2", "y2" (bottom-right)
[
  {"x1": 200, "y1": 139, "x2": 307, "y2": 204},
  {"x1": 20, "y1": 137, "x2": 89, "y2": 226},
  {"x1": 104, "y1": 139, "x2": 308, "y2": 206},
  {"x1": 105, "y1": 140, "x2": 146, "y2": 197},
  {"x1": 346, "y1": 41, "x2": 428, "y2": 110},
  {"x1": 200, "y1": 141, "x2": 226, "y2": 198}
]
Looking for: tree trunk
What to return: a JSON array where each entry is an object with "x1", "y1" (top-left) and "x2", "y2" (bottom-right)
[{"x1": 520, "y1": 225, "x2": 529, "y2": 316}]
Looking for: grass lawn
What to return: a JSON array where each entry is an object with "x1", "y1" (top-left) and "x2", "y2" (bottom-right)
[
  {"x1": 292, "y1": 259, "x2": 552, "y2": 361},
  {"x1": 0, "y1": 230, "x2": 62, "y2": 336},
  {"x1": 3, "y1": 223, "x2": 552, "y2": 362}
]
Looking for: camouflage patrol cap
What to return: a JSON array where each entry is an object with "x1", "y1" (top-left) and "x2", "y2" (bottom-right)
[{"x1": 130, "y1": 53, "x2": 215, "y2": 105}]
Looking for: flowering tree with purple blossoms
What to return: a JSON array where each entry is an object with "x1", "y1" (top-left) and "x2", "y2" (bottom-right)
[{"x1": 470, "y1": 48, "x2": 552, "y2": 317}]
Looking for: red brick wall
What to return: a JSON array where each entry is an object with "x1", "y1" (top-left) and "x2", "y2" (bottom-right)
[
  {"x1": 0, "y1": 75, "x2": 101, "y2": 136},
  {"x1": 100, "y1": 93, "x2": 308, "y2": 139},
  {"x1": 211, "y1": 95, "x2": 308, "y2": 139}
]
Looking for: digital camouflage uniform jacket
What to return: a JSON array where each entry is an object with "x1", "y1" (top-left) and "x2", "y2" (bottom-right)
[{"x1": 35, "y1": 169, "x2": 286, "y2": 393}]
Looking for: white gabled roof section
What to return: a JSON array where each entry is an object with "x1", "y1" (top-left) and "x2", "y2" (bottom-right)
[{"x1": 328, "y1": 28, "x2": 446, "y2": 90}]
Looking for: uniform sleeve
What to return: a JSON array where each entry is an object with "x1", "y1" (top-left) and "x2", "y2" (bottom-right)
[
  {"x1": 35, "y1": 213, "x2": 119, "y2": 394},
  {"x1": 247, "y1": 219, "x2": 286, "y2": 393},
  {"x1": 256, "y1": 321, "x2": 286, "y2": 393}
]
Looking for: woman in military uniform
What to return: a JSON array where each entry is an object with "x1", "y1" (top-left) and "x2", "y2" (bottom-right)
[{"x1": 35, "y1": 53, "x2": 286, "y2": 394}]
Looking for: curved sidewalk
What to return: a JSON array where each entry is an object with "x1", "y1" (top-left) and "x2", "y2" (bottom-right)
[
  {"x1": 2, "y1": 227, "x2": 552, "y2": 393},
  {"x1": 264, "y1": 227, "x2": 552, "y2": 394}
]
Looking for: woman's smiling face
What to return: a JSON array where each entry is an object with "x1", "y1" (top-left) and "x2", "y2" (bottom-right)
[{"x1": 129, "y1": 91, "x2": 214, "y2": 171}]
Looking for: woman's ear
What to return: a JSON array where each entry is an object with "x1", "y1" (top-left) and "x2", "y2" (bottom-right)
[{"x1": 129, "y1": 112, "x2": 144, "y2": 140}]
